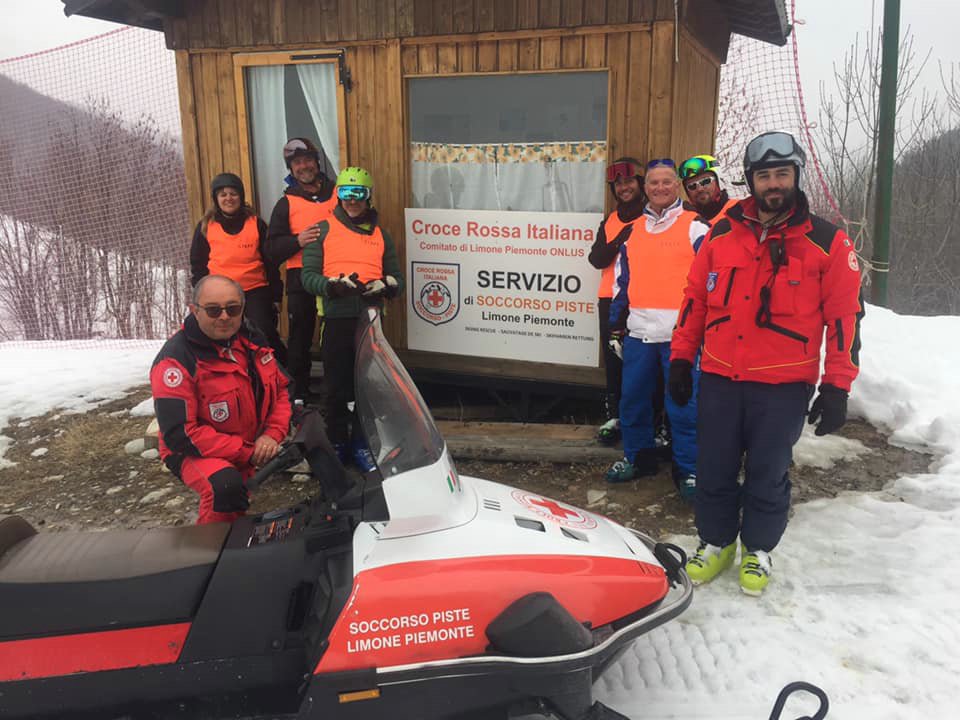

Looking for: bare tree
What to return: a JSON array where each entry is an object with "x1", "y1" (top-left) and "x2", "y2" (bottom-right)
[{"x1": 815, "y1": 22, "x2": 960, "y2": 315}]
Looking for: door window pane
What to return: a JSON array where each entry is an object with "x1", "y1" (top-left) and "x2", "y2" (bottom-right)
[{"x1": 244, "y1": 62, "x2": 340, "y2": 217}]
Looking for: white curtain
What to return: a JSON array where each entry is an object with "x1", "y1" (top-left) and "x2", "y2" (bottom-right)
[
  {"x1": 296, "y1": 63, "x2": 340, "y2": 175},
  {"x1": 410, "y1": 142, "x2": 606, "y2": 213},
  {"x1": 246, "y1": 66, "x2": 287, "y2": 219}
]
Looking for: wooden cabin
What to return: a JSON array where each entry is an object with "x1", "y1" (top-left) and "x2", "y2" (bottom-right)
[{"x1": 63, "y1": 0, "x2": 790, "y2": 394}]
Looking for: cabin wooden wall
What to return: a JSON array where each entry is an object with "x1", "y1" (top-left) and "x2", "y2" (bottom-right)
[{"x1": 169, "y1": 1, "x2": 722, "y2": 384}]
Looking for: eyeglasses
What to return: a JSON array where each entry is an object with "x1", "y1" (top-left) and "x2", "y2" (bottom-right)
[
  {"x1": 646, "y1": 158, "x2": 676, "y2": 170},
  {"x1": 679, "y1": 155, "x2": 718, "y2": 179},
  {"x1": 337, "y1": 185, "x2": 371, "y2": 201},
  {"x1": 685, "y1": 176, "x2": 716, "y2": 192},
  {"x1": 605, "y1": 161, "x2": 640, "y2": 183},
  {"x1": 199, "y1": 303, "x2": 244, "y2": 319}
]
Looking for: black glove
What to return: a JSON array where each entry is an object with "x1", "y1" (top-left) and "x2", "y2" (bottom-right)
[
  {"x1": 383, "y1": 275, "x2": 400, "y2": 299},
  {"x1": 362, "y1": 279, "x2": 387, "y2": 297},
  {"x1": 325, "y1": 273, "x2": 361, "y2": 298},
  {"x1": 808, "y1": 384, "x2": 848, "y2": 436},
  {"x1": 608, "y1": 329, "x2": 625, "y2": 360},
  {"x1": 668, "y1": 359, "x2": 694, "y2": 407}
]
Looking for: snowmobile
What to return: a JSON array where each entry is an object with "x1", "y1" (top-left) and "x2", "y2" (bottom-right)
[{"x1": 0, "y1": 309, "x2": 692, "y2": 720}]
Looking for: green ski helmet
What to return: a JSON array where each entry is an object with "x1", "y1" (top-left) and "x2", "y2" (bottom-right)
[{"x1": 336, "y1": 166, "x2": 374, "y2": 202}]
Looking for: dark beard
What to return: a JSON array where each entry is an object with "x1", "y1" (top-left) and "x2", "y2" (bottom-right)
[{"x1": 757, "y1": 186, "x2": 797, "y2": 214}]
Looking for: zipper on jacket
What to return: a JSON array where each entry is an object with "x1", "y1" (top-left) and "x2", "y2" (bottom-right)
[
  {"x1": 679, "y1": 298, "x2": 694, "y2": 327},
  {"x1": 764, "y1": 321, "x2": 809, "y2": 350},
  {"x1": 722, "y1": 268, "x2": 737, "y2": 306},
  {"x1": 705, "y1": 315, "x2": 731, "y2": 332}
]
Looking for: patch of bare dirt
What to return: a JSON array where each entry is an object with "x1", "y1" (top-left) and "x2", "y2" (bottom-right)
[{"x1": 0, "y1": 388, "x2": 934, "y2": 538}]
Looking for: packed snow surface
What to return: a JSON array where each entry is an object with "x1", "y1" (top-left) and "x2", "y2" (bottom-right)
[{"x1": 1, "y1": 306, "x2": 958, "y2": 717}]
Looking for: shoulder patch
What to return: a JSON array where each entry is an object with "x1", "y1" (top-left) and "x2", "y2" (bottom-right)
[
  {"x1": 162, "y1": 366, "x2": 183, "y2": 388},
  {"x1": 708, "y1": 217, "x2": 732, "y2": 241},
  {"x1": 807, "y1": 214, "x2": 842, "y2": 254}
]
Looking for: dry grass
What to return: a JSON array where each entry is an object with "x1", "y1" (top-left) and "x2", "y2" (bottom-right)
[{"x1": 55, "y1": 414, "x2": 134, "y2": 466}]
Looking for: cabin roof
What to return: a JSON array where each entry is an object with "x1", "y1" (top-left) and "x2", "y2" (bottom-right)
[{"x1": 62, "y1": 0, "x2": 791, "y2": 47}]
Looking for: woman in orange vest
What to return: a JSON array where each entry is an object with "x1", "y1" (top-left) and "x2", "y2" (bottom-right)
[
  {"x1": 300, "y1": 167, "x2": 404, "y2": 472},
  {"x1": 189, "y1": 173, "x2": 285, "y2": 362}
]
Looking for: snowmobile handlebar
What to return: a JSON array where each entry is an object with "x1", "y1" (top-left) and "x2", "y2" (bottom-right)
[
  {"x1": 246, "y1": 442, "x2": 304, "y2": 492},
  {"x1": 768, "y1": 681, "x2": 829, "y2": 720},
  {"x1": 246, "y1": 410, "x2": 354, "y2": 503}
]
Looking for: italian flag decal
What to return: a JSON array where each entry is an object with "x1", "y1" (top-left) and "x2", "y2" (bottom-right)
[{"x1": 446, "y1": 471, "x2": 461, "y2": 493}]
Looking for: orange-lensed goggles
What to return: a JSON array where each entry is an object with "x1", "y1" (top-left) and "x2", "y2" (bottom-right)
[{"x1": 605, "y1": 161, "x2": 640, "y2": 183}]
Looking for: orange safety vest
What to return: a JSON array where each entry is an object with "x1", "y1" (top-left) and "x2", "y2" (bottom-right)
[
  {"x1": 206, "y1": 216, "x2": 267, "y2": 291},
  {"x1": 625, "y1": 210, "x2": 698, "y2": 310},
  {"x1": 599, "y1": 212, "x2": 637, "y2": 300},
  {"x1": 286, "y1": 194, "x2": 338, "y2": 269},
  {"x1": 322, "y1": 215, "x2": 385, "y2": 284}
]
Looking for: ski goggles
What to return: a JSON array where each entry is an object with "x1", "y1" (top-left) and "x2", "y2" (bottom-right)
[
  {"x1": 199, "y1": 303, "x2": 244, "y2": 319},
  {"x1": 679, "y1": 154, "x2": 718, "y2": 179},
  {"x1": 337, "y1": 185, "x2": 371, "y2": 201},
  {"x1": 605, "y1": 161, "x2": 641, "y2": 182},
  {"x1": 744, "y1": 132, "x2": 806, "y2": 168},
  {"x1": 685, "y1": 176, "x2": 716, "y2": 192},
  {"x1": 283, "y1": 138, "x2": 316, "y2": 162},
  {"x1": 646, "y1": 158, "x2": 676, "y2": 171}
]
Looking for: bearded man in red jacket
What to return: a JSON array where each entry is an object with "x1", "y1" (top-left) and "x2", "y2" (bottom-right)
[
  {"x1": 151, "y1": 275, "x2": 292, "y2": 524},
  {"x1": 670, "y1": 132, "x2": 864, "y2": 596}
]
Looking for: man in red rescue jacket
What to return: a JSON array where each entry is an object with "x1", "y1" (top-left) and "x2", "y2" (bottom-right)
[
  {"x1": 266, "y1": 138, "x2": 338, "y2": 403},
  {"x1": 151, "y1": 275, "x2": 292, "y2": 524},
  {"x1": 670, "y1": 131, "x2": 863, "y2": 596}
]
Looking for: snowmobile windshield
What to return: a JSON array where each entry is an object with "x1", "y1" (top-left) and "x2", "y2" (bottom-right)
[{"x1": 354, "y1": 310, "x2": 445, "y2": 477}]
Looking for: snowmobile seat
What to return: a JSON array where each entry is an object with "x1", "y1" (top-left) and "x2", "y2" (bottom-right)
[{"x1": 0, "y1": 516, "x2": 229, "y2": 639}]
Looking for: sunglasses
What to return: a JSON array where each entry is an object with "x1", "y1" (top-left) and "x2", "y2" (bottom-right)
[
  {"x1": 605, "y1": 161, "x2": 640, "y2": 183},
  {"x1": 685, "y1": 176, "x2": 716, "y2": 192},
  {"x1": 199, "y1": 303, "x2": 244, "y2": 319},
  {"x1": 679, "y1": 155, "x2": 717, "y2": 179},
  {"x1": 337, "y1": 185, "x2": 371, "y2": 201},
  {"x1": 646, "y1": 158, "x2": 676, "y2": 170}
]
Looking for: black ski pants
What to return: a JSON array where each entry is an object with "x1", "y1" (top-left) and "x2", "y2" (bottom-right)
[
  {"x1": 598, "y1": 297, "x2": 622, "y2": 410},
  {"x1": 695, "y1": 372, "x2": 813, "y2": 553},
  {"x1": 244, "y1": 285, "x2": 286, "y2": 366},
  {"x1": 321, "y1": 316, "x2": 361, "y2": 446},
  {"x1": 286, "y1": 289, "x2": 317, "y2": 402}
]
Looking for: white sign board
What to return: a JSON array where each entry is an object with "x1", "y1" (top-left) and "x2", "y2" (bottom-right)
[{"x1": 405, "y1": 208, "x2": 603, "y2": 367}]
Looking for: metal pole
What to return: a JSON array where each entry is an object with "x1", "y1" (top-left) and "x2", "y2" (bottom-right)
[{"x1": 870, "y1": 0, "x2": 900, "y2": 307}]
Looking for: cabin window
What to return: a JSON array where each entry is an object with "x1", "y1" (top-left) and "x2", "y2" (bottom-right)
[
  {"x1": 408, "y1": 72, "x2": 608, "y2": 214},
  {"x1": 234, "y1": 54, "x2": 347, "y2": 219}
]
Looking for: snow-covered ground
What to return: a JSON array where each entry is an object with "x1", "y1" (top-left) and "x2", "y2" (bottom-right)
[
  {"x1": 0, "y1": 306, "x2": 957, "y2": 717},
  {"x1": 0, "y1": 341, "x2": 161, "y2": 469},
  {"x1": 599, "y1": 305, "x2": 960, "y2": 719}
]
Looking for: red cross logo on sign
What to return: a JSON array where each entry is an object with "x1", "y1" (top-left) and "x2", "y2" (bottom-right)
[{"x1": 427, "y1": 287, "x2": 446, "y2": 308}]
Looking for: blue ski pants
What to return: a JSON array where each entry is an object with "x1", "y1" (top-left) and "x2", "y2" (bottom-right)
[
  {"x1": 620, "y1": 337, "x2": 699, "y2": 475},
  {"x1": 695, "y1": 372, "x2": 813, "y2": 552}
]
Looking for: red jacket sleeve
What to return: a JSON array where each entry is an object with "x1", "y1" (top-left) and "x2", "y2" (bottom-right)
[
  {"x1": 820, "y1": 229, "x2": 864, "y2": 392},
  {"x1": 151, "y1": 358, "x2": 254, "y2": 466},
  {"x1": 671, "y1": 231, "x2": 712, "y2": 362}
]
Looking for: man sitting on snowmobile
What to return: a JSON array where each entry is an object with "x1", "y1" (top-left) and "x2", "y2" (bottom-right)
[{"x1": 150, "y1": 275, "x2": 292, "y2": 524}]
